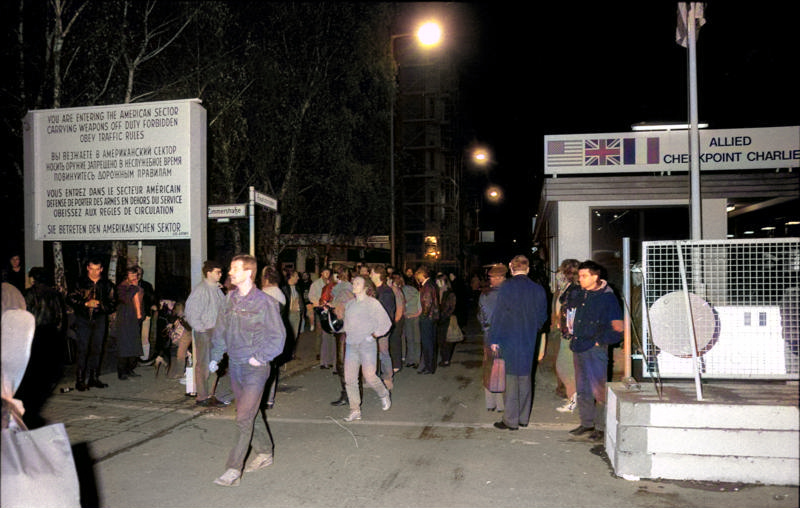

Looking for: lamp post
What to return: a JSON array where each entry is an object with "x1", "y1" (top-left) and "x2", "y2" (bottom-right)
[{"x1": 389, "y1": 21, "x2": 442, "y2": 268}]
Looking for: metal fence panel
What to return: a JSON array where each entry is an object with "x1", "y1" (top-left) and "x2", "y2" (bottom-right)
[{"x1": 642, "y1": 238, "x2": 799, "y2": 380}]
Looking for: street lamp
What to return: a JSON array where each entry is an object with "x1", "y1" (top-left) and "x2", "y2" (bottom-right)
[
  {"x1": 389, "y1": 21, "x2": 443, "y2": 268},
  {"x1": 469, "y1": 146, "x2": 492, "y2": 168},
  {"x1": 486, "y1": 185, "x2": 503, "y2": 203},
  {"x1": 417, "y1": 21, "x2": 442, "y2": 46}
]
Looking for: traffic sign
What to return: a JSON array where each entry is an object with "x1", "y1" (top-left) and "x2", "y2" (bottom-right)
[
  {"x1": 254, "y1": 191, "x2": 278, "y2": 211},
  {"x1": 208, "y1": 204, "x2": 246, "y2": 219}
]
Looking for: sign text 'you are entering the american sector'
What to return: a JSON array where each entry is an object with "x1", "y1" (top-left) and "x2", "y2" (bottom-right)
[{"x1": 29, "y1": 99, "x2": 202, "y2": 241}]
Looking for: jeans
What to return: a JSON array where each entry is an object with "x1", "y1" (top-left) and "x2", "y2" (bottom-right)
[
  {"x1": 344, "y1": 339, "x2": 389, "y2": 412},
  {"x1": 377, "y1": 334, "x2": 392, "y2": 382},
  {"x1": 320, "y1": 330, "x2": 336, "y2": 367},
  {"x1": 573, "y1": 344, "x2": 608, "y2": 430},
  {"x1": 419, "y1": 316, "x2": 437, "y2": 372},
  {"x1": 403, "y1": 316, "x2": 420, "y2": 366},
  {"x1": 194, "y1": 330, "x2": 213, "y2": 400},
  {"x1": 554, "y1": 330, "x2": 576, "y2": 399},
  {"x1": 389, "y1": 316, "x2": 404, "y2": 370},
  {"x1": 226, "y1": 361, "x2": 272, "y2": 470},
  {"x1": 335, "y1": 333, "x2": 346, "y2": 392},
  {"x1": 75, "y1": 315, "x2": 107, "y2": 372}
]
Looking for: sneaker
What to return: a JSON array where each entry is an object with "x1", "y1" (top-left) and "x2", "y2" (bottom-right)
[
  {"x1": 213, "y1": 468, "x2": 241, "y2": 487},
  {"x1": 343, "y1": 410, "x2": 362, "y2": 422},
  {"x1": 556, "y1": 394, "x2": 577, "y2": 413},
  {"x1": 589, "y1": 430, "x2": 605, "y2": 442},
  {"x1": 381, "y1": 394, "x2": 391, "y2": 411},
  {"x1": 244, "y1": 453, "x2": 274, "y2": 473}
]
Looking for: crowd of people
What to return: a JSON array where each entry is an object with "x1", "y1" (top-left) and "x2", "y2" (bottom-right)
[{"x1": 2, "y1": 250, "x2": 623, "y2": 487}]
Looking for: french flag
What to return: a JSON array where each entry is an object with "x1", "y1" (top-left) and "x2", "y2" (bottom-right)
[{"x1": 623, "y1": 138, "x2": 660, "y2": 165}]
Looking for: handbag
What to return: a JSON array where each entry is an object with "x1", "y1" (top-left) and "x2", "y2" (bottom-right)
[
  {"x1": 445, "y1": 315, "x2": 464, "y2": 342},
  {"x1": 482, "y1": 347, "x2": 505, "y2": 393},
  {"x1": 1, "y1": 402, "x2": 81, "y2": 508}
]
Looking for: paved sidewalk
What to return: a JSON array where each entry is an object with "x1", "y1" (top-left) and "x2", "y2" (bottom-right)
[{"x1": 41, "y1": 330, "x2": 321, "y2": 461}]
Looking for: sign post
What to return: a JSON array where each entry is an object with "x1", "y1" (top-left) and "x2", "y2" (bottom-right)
[{"x1": 248, "y1": 186, "x2": 279, "y2": 257}]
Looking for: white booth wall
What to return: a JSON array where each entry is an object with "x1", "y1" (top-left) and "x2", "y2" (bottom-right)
[{"x1": 553, "y1": 198, "x2": 727, "y2": 265}]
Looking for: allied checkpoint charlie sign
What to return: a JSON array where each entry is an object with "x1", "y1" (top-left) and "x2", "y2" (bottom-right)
[
  {"x1": 544, "y1": 126, "x2": 800, "y2": 175},
  {"x1": 24, "y1": 98, "x2": 207, "y2": 285}
]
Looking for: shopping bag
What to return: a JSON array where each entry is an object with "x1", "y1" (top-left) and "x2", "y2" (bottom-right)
[
  {"x1": 185, "y1": 352, "x2": 196, "y2": 395},
  {"x1": 445, "y1": 315, "x2": 464, "y2": 342},
  {"x1": 482, "y1": 347, "x2": 505, "y2": 393},
  {"x1": 1, "y1": 403, "x2": 81, "y2": 508}
]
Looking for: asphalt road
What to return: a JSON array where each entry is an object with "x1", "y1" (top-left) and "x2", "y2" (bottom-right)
[{"x1": 40, "y1": 326, "x2": 799, "y2": 508}]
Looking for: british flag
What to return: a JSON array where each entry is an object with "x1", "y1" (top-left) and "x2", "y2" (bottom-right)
[{"x1": 584, "y1": 138, "x2": 621, "y2": 165}]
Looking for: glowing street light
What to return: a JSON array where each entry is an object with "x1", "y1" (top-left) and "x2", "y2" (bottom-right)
[
  {"x1": 417, "y1": 22, "x2": 443, "y2": 46},
  {"x1": 473, "y1": 148, "x2": 489, "y2": 164},
  {"x1": 486, "y1": 185, "x2": 503, "y2": 203},
  {"x1": 390, "y1": 20, "x2": 443, "y2": 267}
]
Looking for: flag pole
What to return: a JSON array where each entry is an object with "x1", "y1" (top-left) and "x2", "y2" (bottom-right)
[{"x1": 687, "y1": 3, "x2": 702, "y2": 240}]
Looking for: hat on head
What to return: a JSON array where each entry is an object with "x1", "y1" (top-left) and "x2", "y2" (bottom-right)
[{"x1": 488, "y1": 264, "x2": 508, "y2": 277}]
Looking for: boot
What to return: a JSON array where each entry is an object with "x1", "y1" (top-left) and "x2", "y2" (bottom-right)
[
  {"x1": 126, "y1": 357, "x2": 141, "y2": 377},
  {"x1": 76, "y1": 368, "x2": 88, "y2": 391},
  {"x1": 88, "y1": 370, "x2": 109, "y2": 388},
  {"x1": 330, "y1": 390, "x2": 348, "y2": 406},
  {"x1": 117, "y1": 358, "x2": 129, "y2": 380}
]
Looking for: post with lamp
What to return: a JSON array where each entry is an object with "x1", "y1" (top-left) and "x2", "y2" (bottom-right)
[{"x1": 389, "y1": 21, "x2": 442, "y2": 268}]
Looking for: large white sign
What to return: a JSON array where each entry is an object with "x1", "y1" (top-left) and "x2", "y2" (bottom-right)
[
  {"x1": 27, "y1": 99, "x2": 204, "y2": 240},
  {"x1": 544, "y1": 126, "x2": 799, "y2": 175}
]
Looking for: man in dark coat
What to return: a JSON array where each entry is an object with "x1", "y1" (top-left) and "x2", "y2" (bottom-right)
[{"x1": 489, "y1": 255, "x2": 547, "y2": 430}]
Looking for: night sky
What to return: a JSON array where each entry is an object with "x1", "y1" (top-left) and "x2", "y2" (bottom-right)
[{"x1": 454, "y1": 2, "x2": 799, "y2": 254}]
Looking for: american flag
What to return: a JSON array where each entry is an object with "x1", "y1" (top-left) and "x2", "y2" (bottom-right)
[
  {"x1": 584, "y1": 139, "x2": 621, "y2": 166},
  {"x1": 546, "y1": 140, "x2": 583, "y2": 166}
]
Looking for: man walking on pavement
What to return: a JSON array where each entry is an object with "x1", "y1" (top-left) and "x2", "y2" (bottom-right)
[
  {"x1": 209, "y1": 254, "x2": 286, "y2": 487},
  {"x1": 489, "y1": 255, "x2": 547, "y2": 431},
  {"x1": 184, "y1": 260, "x2": 226, "y2": 407},
  {"x1": 67, "y1": 257, "x2": 116, "y2": 391},
  {"x1": 341, "y1": 275, "x2": 393, "y2": 422}
]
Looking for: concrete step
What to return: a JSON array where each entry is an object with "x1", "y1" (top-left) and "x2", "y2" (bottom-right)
[{"x1": 606, "y1": 381, "x2": 800, "y2": 485}]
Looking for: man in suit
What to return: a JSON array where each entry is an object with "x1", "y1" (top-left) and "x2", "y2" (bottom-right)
[{"x1": 489, "y1": 255, "x2": 547, "y2": 431}]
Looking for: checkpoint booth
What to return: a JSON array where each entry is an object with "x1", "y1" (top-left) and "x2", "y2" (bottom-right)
[
  {"x1": 534, "y1": 127, "x2": 800, "y2": 485},
  {"x1": 535, "y1": 126, "x2": 799, "y2": 291}
]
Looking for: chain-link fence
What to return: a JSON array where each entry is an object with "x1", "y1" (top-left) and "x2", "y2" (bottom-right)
[{"x1": 641, "y1": 238, "x2": 799, "y2": 380}]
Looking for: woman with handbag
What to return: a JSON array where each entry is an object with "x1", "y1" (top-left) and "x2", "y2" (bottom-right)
[{"x1": 435, "y1": 274, "x2": 459, "y2": 367}]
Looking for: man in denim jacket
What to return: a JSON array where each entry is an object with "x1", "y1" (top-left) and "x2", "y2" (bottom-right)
[
  {"x1": 209, "y1": 254, "x2": 286, "y2": 487},
  {"x1": 563, "y1": 260, "x2": 623, "y2": 442}
]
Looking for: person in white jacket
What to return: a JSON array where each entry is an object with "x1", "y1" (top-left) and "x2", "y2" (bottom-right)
[
  {"x1": 341, "y1": 275, "x2": 393, "y2": 422},
  {"x1": 184, "y1": 260, "x2": 225, "y2": 407}
]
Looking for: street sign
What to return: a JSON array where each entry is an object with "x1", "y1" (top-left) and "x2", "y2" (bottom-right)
[
  {"x1": 254, "y1": 191, "x2": 278, "y2": 211},
  {"x1": 208, "y1": 204, "x2": 247, "y2": 219}
]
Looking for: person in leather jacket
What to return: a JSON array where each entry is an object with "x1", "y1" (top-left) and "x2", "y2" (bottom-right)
[{"x1": 66, "y1": 257, "x2": 116, "y2": 391}]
